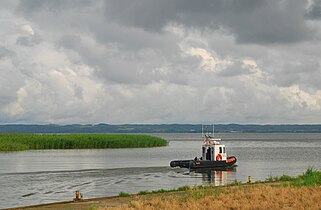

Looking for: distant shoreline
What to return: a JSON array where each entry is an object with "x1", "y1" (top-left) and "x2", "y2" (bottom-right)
[{"x1": 2, "y1": 123, "x2": 321, "y2": 133}]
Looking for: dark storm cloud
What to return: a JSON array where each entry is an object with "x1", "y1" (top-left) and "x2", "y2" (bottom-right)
[
  {"x1": 17, "y1": 0, "x2": 93, "y2": 13},
  {"x1": 224, "y1": 1, "x2": 310, "y2": 44},
  {"x1": 273, "y1": 60, "x2": 321, "y2": 89},
  {"x1": 16, "y1": 0, "x2": 314, "y2": 46},
  {"x1": 103, "y1": 0, "x2": 263, "y2": 31},
  {"x1": 104, "y1": 0, "x2": 311, "y2": 44},
  {"x1": 305, "y1": 0, "x2": 321, "y2": 20},
  {"x1": 104, "y1": 0, "x2": 177, "y2": 32},
  {"x1": 89, "y1": 21, "x2": 179, "y2": 52}
]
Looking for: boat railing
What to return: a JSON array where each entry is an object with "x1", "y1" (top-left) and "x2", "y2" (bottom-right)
[{"x1": 203, "y1": 137, "x2": 221, "y2": 145}]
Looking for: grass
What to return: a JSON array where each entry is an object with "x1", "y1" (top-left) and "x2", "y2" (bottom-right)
[
  {"x1": 229, "y1": 179, "x2": 243, "y2": 186},
  {"x1": 137, "y1": 186, "x2": 191, "y2": 195},
  {"x1": 118, "y1": 192, "x2": 130, "y2": 197},
  {"x1": 261, "y1": 167, "x2": 321, "y2": 187},
  {"x1": 0, "y1": 133, "x2": 167, "y2": 152},
  {"x1": 291, "y1": 167, "x2": 321, "y2": 187},
  {"x1": 104, "y1": 186, "x2": 321, "y2": 210}
]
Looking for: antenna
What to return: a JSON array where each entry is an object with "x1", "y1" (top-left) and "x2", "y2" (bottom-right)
[{"x1": 213, "y1": 124, "x2": 214, "y2": 138}]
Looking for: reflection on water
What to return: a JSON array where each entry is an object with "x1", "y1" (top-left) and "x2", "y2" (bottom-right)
[
  {"x1": 0, "y1": 133, "x2": 321, "y2": 209},
  {"x1": 190, "y1": 167, "x2": 237, "y2": 185}
]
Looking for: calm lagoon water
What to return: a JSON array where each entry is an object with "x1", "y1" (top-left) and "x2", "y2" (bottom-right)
[{"x1": 0, "y1": 133, "x2": 321, "y2": 209}]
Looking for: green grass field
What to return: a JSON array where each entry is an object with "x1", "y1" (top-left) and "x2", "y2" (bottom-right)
[{"x1": 0, "y1": 133, "x2": 167, "y2": 152}]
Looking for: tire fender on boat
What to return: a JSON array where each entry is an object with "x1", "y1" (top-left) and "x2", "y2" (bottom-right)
[{"x1": 216, "y1": 154, "x2": 222, "y2": 161}]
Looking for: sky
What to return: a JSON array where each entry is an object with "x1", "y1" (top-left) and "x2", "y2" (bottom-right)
[{"x1": 1, "y1": 0, "x2": 321, "y2": 124}]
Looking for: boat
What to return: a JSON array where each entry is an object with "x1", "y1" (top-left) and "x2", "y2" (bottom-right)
[{"x1": 170, "y1": 129, "x2": 237, "y2": 169}]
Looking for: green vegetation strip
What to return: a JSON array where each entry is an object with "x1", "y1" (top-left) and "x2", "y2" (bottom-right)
[
  {"x1": 117, "y1": 168, "x2": 321, "y2": 197},
  {"x1": 263, "y1": 167, "x2": 321, "y2": 187},
  {"x1": 226, "y1": 167, "x2": 321, "y2": 188},
  {"x1": 0, "y1": 133, "x2": 167, "y2": 152}
]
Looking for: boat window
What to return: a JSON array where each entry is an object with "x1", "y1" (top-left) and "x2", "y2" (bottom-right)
[
  {"x1": 219, "y1": 147, "x2": 222, "y2": 153},
  {"x1": 223, "y1": 147, "x2": 226, "y2": 153},
  {"x1": 206, "y1": 147, "x2": 211, "y2": 160}
]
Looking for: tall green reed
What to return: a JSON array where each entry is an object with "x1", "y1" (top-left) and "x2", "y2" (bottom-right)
[{"x1": 0, "y1": 134, "x2": 167, "y2": 151}]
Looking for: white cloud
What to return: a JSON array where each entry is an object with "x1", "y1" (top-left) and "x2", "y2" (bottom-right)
[
  {"x1": 2, "y1": 87, "x2": 26, "y2": 116},
  {"x1": 187, "y1": 48, "x2": 233, "y2": 72},
  {"x1": 280, "y1": 85, "x2": 321, "y2": 110},
  {"x1": 242, "y1": 59, "x2": 264, "y2": 78},
  {"x1": 21, "y1": 24, "x2": 34, "y2": 35}
]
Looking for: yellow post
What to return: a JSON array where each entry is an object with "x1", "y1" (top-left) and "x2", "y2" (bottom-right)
[{"x1": 75, "y1": 191, "x2": 80, "y2": 201}]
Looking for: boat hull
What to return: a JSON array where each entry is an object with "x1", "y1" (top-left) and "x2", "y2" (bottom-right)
[{"x1": 170, "y1": 156, "x2": 237, "y2": 169}]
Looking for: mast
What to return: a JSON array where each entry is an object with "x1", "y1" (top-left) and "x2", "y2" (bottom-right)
[{"x1": 213, "y1": 124, "x2": 214, "y2": 138}]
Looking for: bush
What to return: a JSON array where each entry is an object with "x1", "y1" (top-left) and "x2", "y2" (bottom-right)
[
  {"x1": 177, "y1": 186, "x2": 190, "y2": 191},
  {"x1": 138, "y1": 190, "x2": 150, "y2": 195},
  {"x1": 118, "y1": 192, "x2": 130, "y2": 197},
  {"x1": 279, "y1": 175, "x2": 293, "y2": 182}
]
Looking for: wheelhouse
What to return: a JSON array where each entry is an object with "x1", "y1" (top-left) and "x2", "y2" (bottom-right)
[{"x1": 201, "y1": 135, "x2": 227, "y2": 161}]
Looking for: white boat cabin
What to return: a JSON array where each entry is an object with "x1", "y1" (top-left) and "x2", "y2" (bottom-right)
[{"x1": 201, "y1": 134, "x2": 227, "y2": 161}]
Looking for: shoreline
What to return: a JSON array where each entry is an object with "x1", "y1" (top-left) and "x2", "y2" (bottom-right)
[
  {"x1": 5, "y1": 167, "x2": 321, "y2": 210},
  {"x1": 5, "y1": 183, "x2": 321, "y2": 210},
  {"x1": 4, "y1": 168, "x2": 321, "y2": 210},
  {"x1": 2, "y1": 182, "x2": 278, "y2": 210},
  {"x1": 4, "y1": 195, "x2": 123, "y2": 210}
]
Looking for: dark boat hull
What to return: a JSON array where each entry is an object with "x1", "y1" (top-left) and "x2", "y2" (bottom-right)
[{"x1": 170, "y1": 156, "x2": 237, "y2": 169}]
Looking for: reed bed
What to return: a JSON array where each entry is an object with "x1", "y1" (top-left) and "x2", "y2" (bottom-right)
[{"x1": 0, "y1": 133, "x2": 167, "y2": 152}]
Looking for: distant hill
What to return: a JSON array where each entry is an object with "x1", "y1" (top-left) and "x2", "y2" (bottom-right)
[{"x1": 1, "y1": 124, "x2": 321, "y2": 133}]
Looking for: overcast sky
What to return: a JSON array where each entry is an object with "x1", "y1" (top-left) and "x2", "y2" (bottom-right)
[{"x1": 1, "y1": 0, "x2": 321, "y2": 124}]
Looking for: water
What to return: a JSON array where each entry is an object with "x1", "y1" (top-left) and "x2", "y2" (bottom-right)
[{"x1": 0, "y1": 133, "x2": 321, "y2": 209}]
